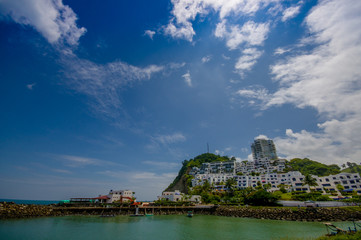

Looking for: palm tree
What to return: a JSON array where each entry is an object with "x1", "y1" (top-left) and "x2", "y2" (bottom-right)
[
  {"x1": 303, "y1": 174, "x2": 318, "y2": 191},
  {"x1": 225, "y1": 178, "x2": 237, "y2": 194}
]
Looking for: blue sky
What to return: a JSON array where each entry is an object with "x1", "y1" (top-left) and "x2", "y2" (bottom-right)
[{"x1": 1, "y1": 0, "x2": 361, "y2": 201}]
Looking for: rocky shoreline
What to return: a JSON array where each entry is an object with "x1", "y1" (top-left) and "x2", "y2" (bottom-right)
[
  {"x1": 1, "y1": 202, "x2": 361, "y2": 222},
  {"x1": 214, "y1": 206, "x2": 361, "y2": 221}
]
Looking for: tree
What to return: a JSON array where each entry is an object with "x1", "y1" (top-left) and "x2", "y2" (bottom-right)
[
  {"x1": 263, "y1": 183, "x2": 272, "y2": 191},
  {"x1": 225, "y1": 178, "x2": 237, "y2": 195},
  {"x1": 303, "y1": 174, "x2": 318, "y2": 191},
  {"x1": 244, "y1": 190, "x2": 280, "y2": 206},
  {"x1": 202, "y1": 180, "x2": 211, "y2": 192},
  {"x1": 336, "y1": 184, "x2": 344, "y2": 192}
]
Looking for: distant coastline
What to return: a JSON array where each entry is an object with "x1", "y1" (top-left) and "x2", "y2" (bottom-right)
[{"x1": 0, "y1": 199, "x2": 60, "y2": 205}]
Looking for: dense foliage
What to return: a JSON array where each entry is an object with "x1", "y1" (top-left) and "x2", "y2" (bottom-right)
[
  {"x1": 285, "y1": 158, "x2": 341, "y2": 176},
  {"x1": 342, "y1": 162, "x2": 361, "y2": 175},
  {"x1": 189, "y1": 182, "x2": 280, "y2": 206},
  {"x1": 317, "y1": 230, "x2": 361, "y2": 240},
  {"x1": 186, "y1": 153, "x2": 231, "y2": 168},
  {"x1": 165, "y1": 153, "x2": 231, "y2": 191}
]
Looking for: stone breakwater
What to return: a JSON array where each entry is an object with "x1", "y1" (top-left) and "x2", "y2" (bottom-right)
[
  {"x1": 214, "y1": 206, "x2": 361, "y2": 221},
  {"x1": 1, "y1": 202, "x2": 361, "y2": 221}
]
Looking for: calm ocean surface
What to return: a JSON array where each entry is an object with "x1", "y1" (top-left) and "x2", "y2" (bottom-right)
[{"x1": 0, "y1": 215, "x2": 352, "y2": 240}]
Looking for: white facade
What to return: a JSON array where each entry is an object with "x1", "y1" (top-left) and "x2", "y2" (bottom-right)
[
  {"x1": 158, "y1": 190, "x2": 201, "y2": 203},
  {"x1": 190, "y1": 157, "x2": 286, "y2": 177},
  {"x1": 316, "y1": 173, "x2": 361, "y2": 193},
  {"x1": 191, "y1": 170, "x2": 361, "y2": 194},
  {"x1": 106, "y1": 189, "x2": 133, "y2": 203}
]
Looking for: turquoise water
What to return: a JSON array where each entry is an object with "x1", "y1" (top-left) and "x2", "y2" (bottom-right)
[
  {"x1": 0, "y1": 215, "x2": 351, "y2": 240},
  {"x1": 0, "y1": 199, "x2": 60, "y2": 205}
]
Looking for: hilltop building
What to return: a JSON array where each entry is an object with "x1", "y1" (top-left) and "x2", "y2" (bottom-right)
[
  {"x1": 251, "y1": 138, "x2": 278, "y2": 161},
  {"x1": 189, "y1": 137, "x2": 361, "y2": 195}
]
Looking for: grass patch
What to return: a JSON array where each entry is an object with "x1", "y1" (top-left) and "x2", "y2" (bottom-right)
[{"x1": 316, "y1": 231, "x2": 361, "y2": 240}]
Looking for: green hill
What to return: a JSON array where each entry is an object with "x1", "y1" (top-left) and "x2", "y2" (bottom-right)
[
  {"x1": 285, "y1": 158, "x2": 341, "y2": 176},
  {"x1": 165, "y1": 153, "x2": 231, "y2": 193},
  {"x1": 342, "y1": 163, "x2": 361, "y2": 175},
  {"x1": 166, "y1": 155, "x2": 344, "y2": 194}
]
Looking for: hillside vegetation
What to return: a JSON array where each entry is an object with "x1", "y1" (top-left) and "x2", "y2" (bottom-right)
[
  {"x1": 341, "y1": 162, "x2": 361, "y2": 175},
  {"x1": 285, "y1": 158, "x2": 341, "y2": 176},
  {"x1": 166, "y1": 155, "x2": 346, "y2": 194},
  {"x1": 165, "y1": 153, "x2": 231, "y2": 193}
]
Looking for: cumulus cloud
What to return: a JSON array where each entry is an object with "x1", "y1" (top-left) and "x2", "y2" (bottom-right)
[
  {"x1": 239, "y1": 0, "x2": 361, "y2": 164},
  {"x1": 164, "y1": 0, "x2": 278, "y2": 41},
  {"x1": 182, "y1": 71, "x2": 192, "y2": 87},
  {"x1": 254, "y1": 135, "x2": 269, "y2": 140},
  {"x1": 164, "y1": 21, "x2": 195, "y2": 42},
  {"x1": 215, "y1": 20, "x2": 270, "y2": 50},
  {"x1": 0, "y1": 0, "x2": 86, "y2": 45},
  {"x1": 215, "y1": 20, "x2": 269, "y2": 75}
]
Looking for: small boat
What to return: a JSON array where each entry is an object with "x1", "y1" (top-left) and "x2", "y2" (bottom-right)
[{"x1": 187, "y1": 211, "x2": 193, "y2": 217}]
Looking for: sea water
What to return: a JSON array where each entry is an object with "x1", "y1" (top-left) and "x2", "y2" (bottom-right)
[{"x1": 0, "y1": 215, "x2": 352, "y2": 240}]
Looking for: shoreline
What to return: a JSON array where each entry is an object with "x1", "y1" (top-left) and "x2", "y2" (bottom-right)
[{"x1": 2, "y1": 202, "x2": 361, "y2": 221}]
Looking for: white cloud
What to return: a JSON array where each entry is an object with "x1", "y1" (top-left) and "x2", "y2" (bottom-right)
[
  {"x1": 60, "y1": 51, "x2": 164, "y2": 120},
  {"x1": 0, "y1": 0, "x2": 86, "y2": 45},
  {"x1": 164, "y1": 21, "x2": 195, "y2": 42},
  {"x1": 274, "y1": 47, "x2": 290, "y2": 55},
  {"x1": 142, "y1": 161, "x2": 180, "y2": 169},
  {"x1": 222, "y1": 54, "x2": 231, "y2": 60},
  {"x1": 201, "y1": 55, "x2": 212, "y2": 63},
  {"x1": 58, "y1": 154, "x2": 120, "y2": 167},
  {"x1": 215, "y1": 20, "x2": 269, "y2": 75},
  {"x1": 144, "y1": 30, "x2": 156, "y2": 40},
  {"x1": 164, "y1": 0, "x2": 279, "y2": 41},
  {"x1": 236, "y1": 86, "x2": 270, "y2": 107},
  {"x1": 281, "y1": 5, "x2": 301, "y2": 22},
  {"x1": 239, "y1": 0, "x2": 361, "y2": 164},
  {"x1": 26, "y1": 83, "x2": 36, "y2": 90},
  {"x1": 153, "y1": 133, "x2": 186, "y2": 145},
  {"x1": 254, "y1": 134, "x2": 269, "y2": 140},
  {"x1": 215, "y1": 20, "x2": 270, "y2": 50},
  {"x1": 235, "y1": 48, "x2": 263, "y2": 76},
  {"x1": 182, "y1": 71, "x2": 192, "y2": 87}
]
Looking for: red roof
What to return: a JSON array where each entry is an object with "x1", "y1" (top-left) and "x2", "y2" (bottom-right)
[{"x1": 94, "y1": 195, "x2": 110, "y2": 200}]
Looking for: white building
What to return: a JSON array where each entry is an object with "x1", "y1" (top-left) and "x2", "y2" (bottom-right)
[
  {"x1": 106, "y1": 189, "x2": 134, "y2": 203},
  {"x1": 191, "y1": 170, "x2": 361, "y2": 195},
  {"x1": 158, "y1": 190, "x2": 201, "y2": 203}
]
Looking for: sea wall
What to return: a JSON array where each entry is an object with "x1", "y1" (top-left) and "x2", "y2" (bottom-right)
[
  {"x1": 214, "y1": 206, "x2": 361, "y2": 221},
  {"x1": 2, "y1": 202, "x2": 361, "y2": 221}
]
